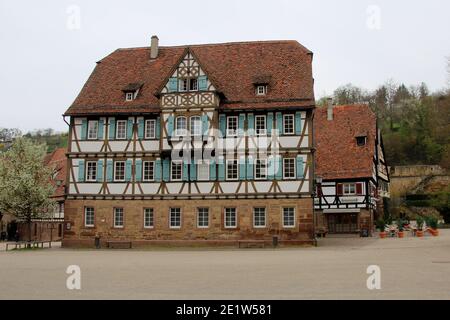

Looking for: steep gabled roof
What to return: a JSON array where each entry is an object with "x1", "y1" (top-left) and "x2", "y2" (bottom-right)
[
  {"x1": 314, "y1": 104, "x2": 377, "y2": 180},
  {"x1": 64, "y1": 40, "x2": 314, "y2": 115},
  {"x1": 44, "y1": 147, "x2": 67, "y2": 198}
]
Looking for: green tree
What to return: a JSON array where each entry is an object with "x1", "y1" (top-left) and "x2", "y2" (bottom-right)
[{"x1": 0, "y1": 138, "x2": 56, "y2": 244}]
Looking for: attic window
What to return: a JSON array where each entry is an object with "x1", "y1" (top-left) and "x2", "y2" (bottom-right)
[
  {"x1": 256, "y1": 85, "x2": 267, "y2": 96},
  {"x1": 356, "y1": 136, "x2": 367, "y2": 146},
  {"x1": 125, "y1": 92, "x2": 135, "y2": 101}
]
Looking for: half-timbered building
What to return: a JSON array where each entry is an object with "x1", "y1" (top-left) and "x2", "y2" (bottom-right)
[
  {"x1": 62, "y1": 37, "x2": 316, "y2": 247},
  {"x1": 314, "y1": 101, "x2": 390, "y2": 235}
]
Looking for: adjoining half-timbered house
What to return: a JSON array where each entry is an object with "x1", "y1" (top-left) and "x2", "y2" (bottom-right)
[
  {"x1": 62, "y1": 37, "x2": 316, "y2": 247},
  {"x1": 314, "y1": 101, "x2": 390, "y2": 235}
]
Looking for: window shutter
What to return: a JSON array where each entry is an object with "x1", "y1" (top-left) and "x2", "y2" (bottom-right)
[
  {"x1": 198, "y1": 75, "x2": 208, "y2": 91},
  {"x1": 295, "y1": 112, "x2": 302, "y2": 135},
  {"x1": 135, "y1": 159, "x2": 142, "y2": 182},
  {"x1": 246, "y1": 156, "x2": 254, "y2": 180},
  {"x1": 106, "y1": 160, "x2": 113, "y2": 182},
  {"x1": 356, "y1": 183, "x2": 363, "y2": 195},
  {"x1": 268, "y1": 157, "x2": 275, "y2": 180},
  {"x1": 78, "y1": 159, "x2": 85, "y2": 182},
  {"x1": 190, "y1": 162, "x2": 197, "y2": 181},
  {"x1": 80, "y1": 120, "x2": 87, "y2": 140},
  {"x1": 108, "y1": 118, "x2": 116, "y2": 140},
  {"x1": 219, "y1": 114, "x2": 226, "y2": 137},
  {"x1": 336, "y1": 184, "x2": 343, "y2": 196},
  {"x1": 168, "y1": 77, "x2": 178, "y2": 92},
  {"x1": 125, "y1": 160, "x2": 132, "y2": 182},
  {"x1": 218, "y1": 158, "x2": 225, "y2": 181},
  {"x1": 210, "y1": 159, "x2": 216, "y2": 180},
  {"x1": 97, "y1": 159, "x2": 104, "y2": 182},
  {"x1": 137, "y1": 119, "x2": 144, "y2": 139},
  {"x1": 247, "y1": 113, "x2": 254, "y2": 135},
  {"x1": 276, "y1": 112, "x2": 283, "y2": 135},
  {"x1": 155, "y1": 159, "x2": 162, "y2": 182},
  {"x1": 296, "y1": 155, "x2": 304, "y2": 179},
  {"x1": 183, "y1": 162, "x2": 189, "y2": 181},
  {"x1": 238, "y1": 114, "x2": 245, "y2": 137},
  {"x1": 239, "y1": 157, "x2": 246, "y2": 180},
  {"x1": 155, "y1": 117, "x2": 161, "y2": 139},
  {"x1": 98, "y1": 119, "x2": 104, "y2": 140},
  {"x1": 127, "y1": 119, "x2": 133, "y2": 139},
  {"x1": 275, "y1": 156, "x2": 283, "y2": 180},
  {"x1": 162, "y1": 159, "x2": 170, "y2": 182},
  {"x1": 167, "y1": 116, "x2": 174, "y2": 138},
  {"x1": 267, "y1": 112, "x2": 273, "y2": 136},
  {"x1": 201, "y1": 115, "x2": 209, "y2": 138}
]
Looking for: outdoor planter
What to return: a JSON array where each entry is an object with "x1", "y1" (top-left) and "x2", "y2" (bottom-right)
[
  {"x1": 398, "y1": 231, "x2": 405, "y2": 238},
  {"x1": 416, "y1": 230, "x2": 424, "y2": 237},
  {"x1": 430, "y1": 229, "x2": 439, "y2": 236},
  {"x1": 379, "y1": 231, "x2": 387, "y2": 239}
]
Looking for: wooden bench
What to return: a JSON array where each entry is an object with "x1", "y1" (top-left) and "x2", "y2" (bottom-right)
[
  {"x1": 238, "y1": 240, "x2": 266, "y2": 248},
  {"x1": 5, "y1": 241, "x2": 52, "y2": 251},
  {"x1": 107, "y1": 241, "x2": 132, "y2": 249}
]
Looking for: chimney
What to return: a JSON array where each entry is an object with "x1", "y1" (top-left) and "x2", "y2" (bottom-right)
[
  {"x1": 150, "y1": 35, "x2": 159, "y2": 59},
  {"x1": 327, "y1": 98, "x2": 333, "y2": 121}
]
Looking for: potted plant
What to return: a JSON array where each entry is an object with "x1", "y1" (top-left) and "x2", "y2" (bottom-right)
[
  {"x1": 397, "y1": 219, "x2": 405, "y2": 238},
  {"x1": 428, "y1": 217, "x2": 439, "y2": 236},
  {"x1": 416, "y1": 216, "x2": 424, "y2": 237},
  {"x1": 376, "y1": 219, "x2": 386, "y2": 238}
]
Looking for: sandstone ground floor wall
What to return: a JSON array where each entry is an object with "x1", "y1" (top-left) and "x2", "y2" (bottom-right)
[
  {"x1": 63, "y1": 198, "x2": 314, "y2": 248},
  {"x1": 17, "y1": 220, "x2": 64, "y2": 242},
  {"x1": 315, "y1": 208, "x2": 374, "y2": 236}
]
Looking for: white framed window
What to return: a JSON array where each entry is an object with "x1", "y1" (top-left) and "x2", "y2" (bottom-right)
[
  {"x1": 179, "y1": 79, "x2": 188, "y2": 92},
  {"x1": 226, "y1": 159, "x2": 238, "y2": 180},
  {"x1": 116, "y1": 120, "x2": 127, "y2": 140},
  {"x1": 283, "y1": 158, "x2": 296, "y2": 179},
  {"x1": 226, "y1": 116, "x2": 238, "y2": 137},
  {"x1": 145, "y1": 119, "x2": 156, "y2": 139},
  {"x1": 84, "y1": 207, "x2": 95, "y2": 227},
  {"x1": 171, "y1": 161, "x2": 182, "y2": 181},
  {"x1": 144, "y1": 208, "x2": 154, "y2": 229},
  {"x1": 197, "y1": 161, "x2": 210, "y2": 181},
  {"x1": 87, "y1": 120, "x2": 98, "y2": 140},
  {"x1": 253, "y1": 207, "x2": 266, "y2": 228},
  {"x1": 255, "y1": 159, "x2": 267, "y2": 180},
  {"x1": 197, "y1": 208, "x2": 209, "y2": 228},
  {"x1": 224, "y1": 208, "x2": 237, "y2": 228},
  {"x1": 190, "y1": 116, "x2": 202, "y2": 136},
  {"x1": 86, "y1": 161, "x2": 97, "y2": 182},
  {"x1": 343, "y1": 183, "x2": 356, "y2": 195},
  {"x1": 256, "y1": 85, "x2": 267, "y2": 95},
  {"x1": 283, "y1": 114, "x2": 295, "y2": 135},
  {"x1": 189, "y1": 78, "x2": 198, "y2": 91},
  {"x1": 169, "y1": 208, "x2": 181, "y2": 229},
  {"x1": 283, "y1": 207, "x2": 295, "y2": 228},
  {"x1": 255, "y1": 115, "x2": 266, "y2": 136},
  {"x1": 175, "y1": 116, "x2": 187, "y2": 136},
  {"x1": 114, "y1": 208, "x2": 124, "y2": 228},
  {"x1": 125, "y1": 92, "x2": 134, "y2": 101},
  {"x1": 114, "y1": 161, "x2": 125, "y2": 181},
  {"x1": 143, "y1": 161, "x2": 155, "y2": 181}
]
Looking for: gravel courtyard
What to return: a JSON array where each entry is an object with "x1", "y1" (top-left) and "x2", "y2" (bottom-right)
[{"x1": 1, "y1": 230, "x2": 450, "y2": 300}]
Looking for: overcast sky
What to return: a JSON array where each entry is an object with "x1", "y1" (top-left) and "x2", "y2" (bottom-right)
[{"x1": 1, "y1": 0, "x2": 449, "y2": 133}]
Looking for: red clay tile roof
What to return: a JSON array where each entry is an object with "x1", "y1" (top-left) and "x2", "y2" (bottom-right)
[
  {"x1": 64, "y1": 40, "x2": 314, "y2": 115},
  {"x1": 314, "y1": 104, "x2": 376, "y2": 180},
  {"x1": 44, "y1": 148, "x2": 67, "y2": 199}
]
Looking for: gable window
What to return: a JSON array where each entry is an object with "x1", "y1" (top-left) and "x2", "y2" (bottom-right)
[
  {"x1": 175, "y1": 116, "x2": 187, "y2": 136},
  {"x1": 283, "y1": 115, "x2": 295, "y2": 135},
  {"x1": 356, "y1": 136, "x2": 367, "y2": 146},
  {"x1": 226, "y1": 116, "x2": 238, "y2": 137},
  {"x1": 87, "y1": 120, "x2": 99, "y2": 140},
  {"x1": 125, "y1": 92, "x2": 134, "y2": 101},
  {"x1": 197, "y1": 161, "x2": 210, "y2": 181},
  {"x1": 86, "y1": 161, "x2": 97, "y2": 182},
  {"x1": 283, "y1": 207, "x2": 295, "y2": 228},
  {"x1": 116, "y1": 120, "x2": 127, "y2": 140},
  {"x1": 179, "y1": 79, "x2": 188, "y2": 92},
  {"x1": 145, "y1": 119, "x2": 156, "y2": 139},
  {"x1": 114, "y1": 161, "x2": 125, "y2": 181},
  {"x1": 253, "y1": 207, "x2": 266, "y2": 228},
  {"x1": 226, "y1": 159, "x2": 238, "y2": 180},
  {"x1": 343, "y1": 183, "x2": 356, "y2": 195},
  {"x1": 256, "y1": 85, "x2": 267, "y2": 96},
  {"x1": 171, "y1": 161, "x2": 182, "y2": 181},
  {"x1": 144, "y1": 208, "x2": 154, "y2": 228},
  {"x1": 224, "y1": 208, "x2": 237, "y2": 228},
  {"x1": 190, "y1": 116, "x2": 202, "y2": 136},
  {"x1": 283, "y1": 158, "x2": 296, "y2": 179},
  {"x1": 143, "y1": 161, "x2": 155, "y2": 181},
  {"x1": 84, "y1": 207, "x2": 95, "y2": 227},
  {"x1": 113, "y1": 208, "x2": 124, "y2": 228},
  {"x1": 255, "y1": 159, "x2": 267, "y2": 180},
  {"x1": 169, "y1": 208, "x2": 181, "y2": 229},
  {"x1": 197, "y1": 208, "x2": 209, "y2": 228},
  {"x1": 255, "y1": 115, "x2": 266, "y2": 136},
  {"x1": 189, "y1": 78, "x2": 198, "y2": 91}
]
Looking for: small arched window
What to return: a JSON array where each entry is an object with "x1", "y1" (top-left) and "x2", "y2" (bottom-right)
[{"x1": 175, "y1": 116, "x2": 187, "y2": 136}]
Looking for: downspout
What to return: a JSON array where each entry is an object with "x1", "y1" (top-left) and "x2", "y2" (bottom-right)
[{"x1": 311, "y1": 108, "x2": 318, "y2": 247}]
